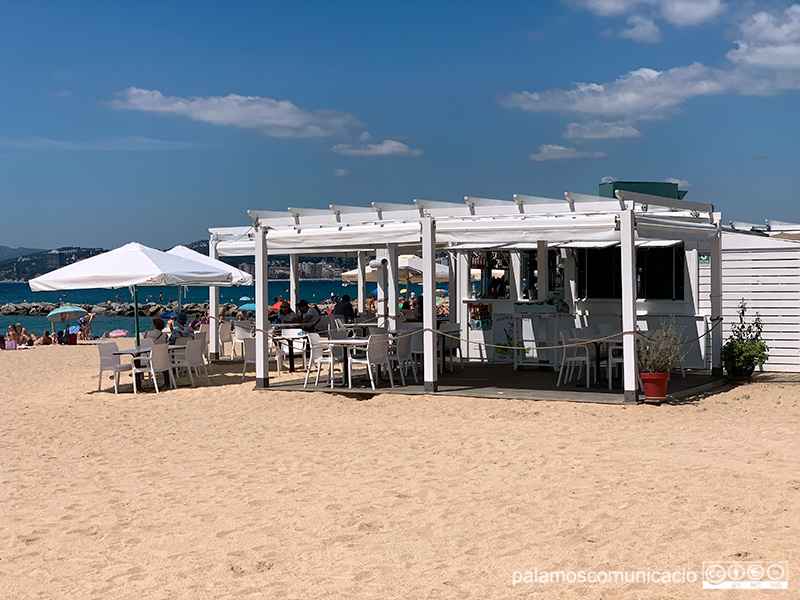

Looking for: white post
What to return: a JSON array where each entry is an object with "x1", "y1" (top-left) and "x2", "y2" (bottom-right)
[
  {"x1": 254, "y1": 226, "x2": 269, "y2": 389},
  {"x1": 289, "y1": 255, "x2": 300, "y2": 309},
  {"x1": 208, "y1": 238, "x2": 220, "y2": 359},
  {"x1": 537, "y1": 241, "x2": 549, "y2": 301},
  {"x1": 619, "y1": 210, "x2": 638, "y2": 403},
  {"x1": 510, "y1": 251, "x2": 522, "y2": 301},
  {"x1": 376, "y1": 258, "x2": 388, "y2": 327},
  {"x1": 448, "y1": 251, "x2": 457, "y2": 323},
  {"x1": 357, "y1": 251, "x2": 367, "y2": 315},
  {"x1": 387, "y1": 244, "x2": 399, "y2": 330},
  {"x1": 710, "y1": 229, "x2": 723, "y2": 376},
  {"x1": 421, "y1": 218, "x2": 438, "y2": 392},
  {"x1": 456, "y1": 251, "x2": 470, "y2": 359}
]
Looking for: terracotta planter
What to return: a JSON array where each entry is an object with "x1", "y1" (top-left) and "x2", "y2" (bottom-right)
[{"x1": 640, "y1": 372, "x2": 670, "y2": 402}]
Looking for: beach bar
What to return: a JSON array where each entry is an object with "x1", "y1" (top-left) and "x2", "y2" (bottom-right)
[{"x1": 208, "y1": 189, "x2": 722, "y2": 402}]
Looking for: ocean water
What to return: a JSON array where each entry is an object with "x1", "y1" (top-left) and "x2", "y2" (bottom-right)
[{"x1": 0, "y1": 280, "x2": 434, "y2": 338}]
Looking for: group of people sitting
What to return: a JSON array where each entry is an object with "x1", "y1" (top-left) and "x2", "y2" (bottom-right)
[
  {"x1": 272, "y1": 299, "x2": 325, "y2": 331},
  {"x1": 2, "y1": 323, "x2": 65, "y2": 349},
  {"x1": 143, "y1": 313, "x2": 200, "y2": 345}
]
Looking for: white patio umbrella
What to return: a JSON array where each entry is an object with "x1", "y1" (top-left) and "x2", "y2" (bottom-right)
[
  {"x1": 341, "y1": 255, "x2": 450, "y2": 284},
  {"x1": 29, "y1": 242, "x2": 233, "y2": 344},
  {"x1": 166, "y1": 245, "x2": 253, "y2": 286},
  {"x1": 166, "y1": 245, "x2": 253, "y2": 311}
]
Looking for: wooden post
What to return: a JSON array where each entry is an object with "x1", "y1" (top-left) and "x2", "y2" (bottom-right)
[
  {"x1": 710, "y1": 228, "x2": 723, "y2": 376},
  {"x1": 357, "y1": 251, "x2": 367, "y2": 315}
]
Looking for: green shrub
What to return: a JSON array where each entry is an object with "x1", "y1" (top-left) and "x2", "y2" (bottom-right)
[{"x1": 721, "y1": 301, "x2": 768, "y2": 374}]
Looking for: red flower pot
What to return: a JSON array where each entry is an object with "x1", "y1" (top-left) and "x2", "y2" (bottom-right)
[{"x1": 640, "y1": 372, "x2": 669, "y2": 400}]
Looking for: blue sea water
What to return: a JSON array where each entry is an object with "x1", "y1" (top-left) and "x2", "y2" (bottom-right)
[{"x1": 0, "y1": 280, "x2": 432, "y2": 338}]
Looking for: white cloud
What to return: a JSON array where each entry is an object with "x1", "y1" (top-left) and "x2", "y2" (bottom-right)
[
  {"x1": 358, "y1": 131, "x2": 371, "y2": 141},
  {"x1": 571, "y1": 0, "x2": 724, "y2": 27},
  {"x1": 0, "y1": 136, "x2": 207, "y2": 151},
  {"x1": 664, "y1": 177, "x2": 692, "y2": 187},
  {"x1": 620, "y1": 15, "x2": 661, "y2": 42},
  {"x1": 659, "y1": 0, "x2": 724, "y2": 27},
  {"x1": 563, "y1": 120, "x2": 642, "y2": 139},
  {"x1": 502, "y1": 63, "x2": 729, "y2": 121},
  {"x1": 331, "y1": 139, "x2": 423, "y2": 157},
  {"x1": 109, "y1": 87, "x2": 364, "y2": 138},
  {"x1": 332, "y1": 168, "x2": 349, "y2": 177},
  {"x1": 728, "y1": 5, "x2": 800, "y2": 70},
  {"x1": 528, "y1": 144, "x2": 607, "y2": 161}
]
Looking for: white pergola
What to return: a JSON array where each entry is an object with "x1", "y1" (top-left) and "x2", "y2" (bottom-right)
[{"x1": 208, "y1": 190, "x2": 722, "y2": 403}]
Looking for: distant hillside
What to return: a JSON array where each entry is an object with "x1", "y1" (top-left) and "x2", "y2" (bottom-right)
[
  {"x1": 0, "y1": 246, "x2": 45, "y2": 261},
  {"x1": 0, "y1": 247, "x2": 106, "y2": 282}
]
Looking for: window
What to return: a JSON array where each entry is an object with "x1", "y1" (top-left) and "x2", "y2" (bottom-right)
[
  {"x1": 521, "y1": 249, "x2": 565, "y2": 299},
  {"x1": 576, "y1": 245, "x2": 685, "y2": 300}
]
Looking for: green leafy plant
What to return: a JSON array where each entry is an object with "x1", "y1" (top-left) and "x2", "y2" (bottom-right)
[
  {"x1": 637, "y1": 318, "x2": 686, "y2": 373},
  {"x1": 721, "y1": 300, "x2": 768, "y2": 376}
]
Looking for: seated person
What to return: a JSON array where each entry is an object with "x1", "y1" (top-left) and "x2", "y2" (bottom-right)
[
  {"x1": 34, "y1": 331, "x2": 53, "y2": 346},
  {"x1": 330, "y1": 294, "x2": 355, "y2": 323},
  {"x1": 293, "y1": 300, "x2": 321, "y2": 331},
  {"x1": 144, "y1": 318, "x2": 168, "y2": 343},
  {"x1": 412, "y1": 295, "x2": 424, "y2": 322},
  {"x1": 364, "y1": 293, "x2": 377, "y2": 315},
  {"x1": 55, "y1": 331, "x2": 65, "y2": 345},
  {"x1": 15, "y1": 324, "x2": 30, "y2": 345},
  {"x1": 275, "y1": 301, "x2": 296, "y2": 323},
  {"x1": 168, "y1": 313, "x2": 195, "y2": 344},
  {"x1": 0, "y1": 333, "x2": 4, "y2": 349}
]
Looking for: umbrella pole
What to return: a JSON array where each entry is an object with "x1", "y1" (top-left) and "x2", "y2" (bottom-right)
[{"x1": 134, "y1": 285, "x2": 141, "y2": 346}]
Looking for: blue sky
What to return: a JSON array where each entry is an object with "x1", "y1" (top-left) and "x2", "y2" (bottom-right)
[{"x1": 3, "y1": 0, "x2": 800, "y2": 249}]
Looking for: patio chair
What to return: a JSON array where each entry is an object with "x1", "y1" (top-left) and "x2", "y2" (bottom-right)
[
  {"x1": 279, "y1": 328, "x2": 307, "y2": 371},
  {"x1": 330, "y1": 315, "x2": 346, "y2": 331},
  {"x1": 170, "y1": 340, "x2": 195, "y2": 388},
  {"x1": 241, "y1": 336, "x2": 284, "y2": 380},
  {"x1": 304, "y1": 333, "x2": 345, "y2": 389},
  {"x1": 556, "y1": 329, "x2": 595, "y2": 388},
  {"x1": 97, "y1": 342, "x2": 132, "y2": 394},
  {"x1": 219, "y1": 321, "x2": 233, "y2": 357},
  {"x1": 388, "y1": 330, "x2": 417, "y2": 385},
  {"x1": 439, "y1": 323, "x2": 463, "y2": 373},
  {"x1": 348, "y1": 334, "x2": 394, "y2": 391},
  {"x1": 194, "y1": 330, "x2": 210, "y2": 371},
  {"x1": 232, "y1": 321, "x2": 252, "y2": 359},
  {"x1": 185, "y1": 338, "x2": 210, "y2": 386},
  {"x1": 132, "y1": 343, "x2": 175, "y2": 393}
]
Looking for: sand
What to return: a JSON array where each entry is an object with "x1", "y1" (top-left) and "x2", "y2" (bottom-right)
[{"x1": 1, "y1": 341, "x2": 798, "y2": 599}]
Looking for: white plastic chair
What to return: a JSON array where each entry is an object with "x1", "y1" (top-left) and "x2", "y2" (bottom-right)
[
  {"x1": 97, "y1": 342, "x2": 132, "y2": 394},
  {"x1": 218, "y1": 321, "x2": 233, "y2": 358},
  {"x1": 348, "y1": 334, "x2": 394, "y2": 391},
  {"x1": 242, "y1": 336, "x2": 284, "y2": 380},
  {"x1": 132, "y1": 344, "x2": 175, "y2": 393},
  {"x1": 388, "y1": 331, "x2": 417, "y2": 385},
  {"x1": 185, "y1": 338, "x2": 210, "y2": 386},
  {"x1": 279, "y1": 328, "x2": 307, "y2": 371},
  {"x1": 232, "y1": 321, "x2": 252, "y2": 359},
  {"x1": 169, "y1": 340, "x2": 195, "y2": 388},
  {"x1": 304, "y1": 333, "x2": 345, "y2": 389},
  {"x1": 557, "y1": 329, "x2": 594, "y2": 388}
]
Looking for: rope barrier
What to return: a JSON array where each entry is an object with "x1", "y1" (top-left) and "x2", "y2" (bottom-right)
[{"x1": 208, "y1": 313, "x2": 724, "y2": 354}]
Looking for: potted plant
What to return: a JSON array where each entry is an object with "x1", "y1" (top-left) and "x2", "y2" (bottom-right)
[
  {"x1": 721, "y1": 300, "x2": 768, "y2": 380},
  {"x1": 637, "y1": 318, "x2": 686, "y2": 402}
]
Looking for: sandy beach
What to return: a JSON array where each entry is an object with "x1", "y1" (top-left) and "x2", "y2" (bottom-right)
[{"x1": 1, "y1": 341, "x2": 797, "y2": 599}]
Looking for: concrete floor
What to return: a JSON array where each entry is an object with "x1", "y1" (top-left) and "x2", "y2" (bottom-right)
[{"x1": 260, "y1": 361, "x2": 725, "y2": 404}]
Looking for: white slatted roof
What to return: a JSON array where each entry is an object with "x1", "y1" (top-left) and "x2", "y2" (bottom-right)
[{"x1": 209, "y1": 191, "x2": 718, "y2": 256}]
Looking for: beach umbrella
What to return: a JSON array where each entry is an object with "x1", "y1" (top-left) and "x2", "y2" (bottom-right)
[
  {"x1": 166, "y1": 245, "x2": 253, "y2": 286},
  {"x1": 30, "y1": 242, "x2": 233, "y2": 345},
  {"x1": 45, "y1": 305, "x2": 88, "y2": 339},
  {"x1": 160, "y1": 311, "x2": 179, "y2": 320},
  {"x1": 341, "y1": 255, "x2": 449, "y2": 284},
  {"x1": 270, "y1": 300, "x2": 283, "y2": 311},
  {"x1": 239, "y1": 296, "x2": 252, "y2": 302},
  {"x1": 46, "y1": 305, "x2": 88, "y2": 322},
  {"x1": 238, "y1": 302, "x2": 257, "y2": 311}
]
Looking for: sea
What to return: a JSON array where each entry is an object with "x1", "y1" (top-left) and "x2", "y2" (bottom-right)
[{"x1": 0, "y1": 280, "x2": 435, "y2": 338}]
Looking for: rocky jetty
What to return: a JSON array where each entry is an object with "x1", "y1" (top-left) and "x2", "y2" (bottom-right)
[{"x1": 0, "y1": 301, "x2": 239, "y2": 318}]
